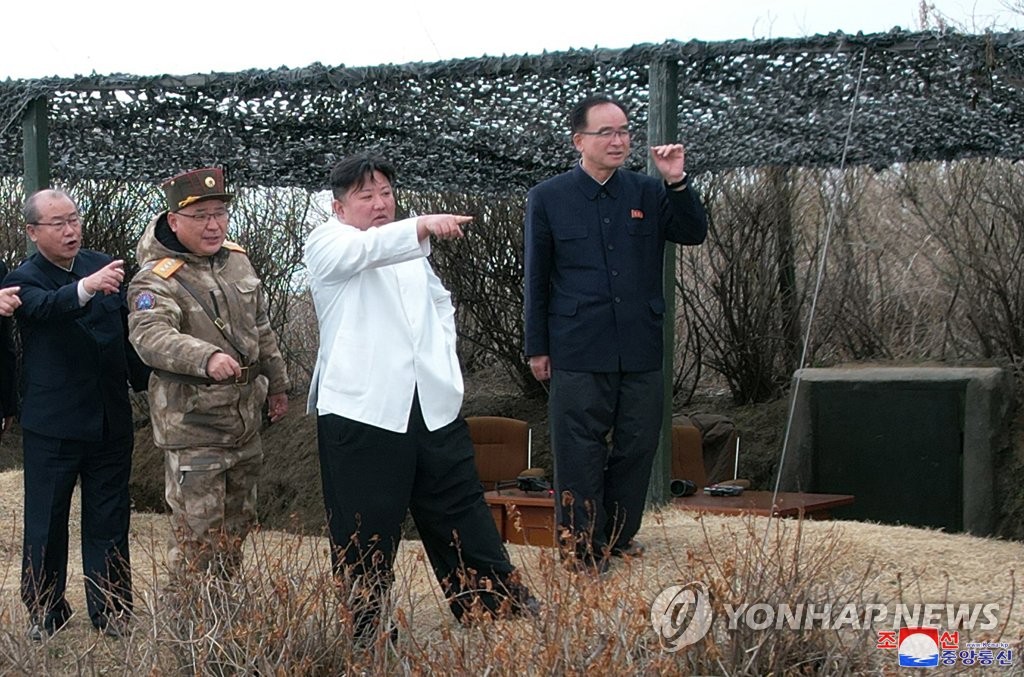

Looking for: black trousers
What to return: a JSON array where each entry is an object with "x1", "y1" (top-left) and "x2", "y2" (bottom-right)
[
  {"x1": 21, "y1": 429, "x2": 133, "y2": 629},
  {"x1": 317, "y1": 395, "x2": 515, "y2": 628},
  {"x1": 549, "y1": 369, "x2": 662, "y2": 559}
]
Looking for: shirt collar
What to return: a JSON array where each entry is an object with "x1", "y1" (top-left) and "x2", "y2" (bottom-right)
[{"x1": 573, "y1": 162, "x2": 621, "y2": 199}]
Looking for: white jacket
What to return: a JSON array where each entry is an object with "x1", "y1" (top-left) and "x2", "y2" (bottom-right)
[{"x1": 304, "y1": 216, "x2": 463, "y2": 432}]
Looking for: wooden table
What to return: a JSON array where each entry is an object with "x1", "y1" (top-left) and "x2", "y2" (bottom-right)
[
  {"x1": 674, "y1": 490, "x2": 854, "y2": 519},
  {"x1": 484, "y1": 489, "x2": 855, "y2": 547},
  {"x1": 484, "y1": 489, "x2": 556, "y2": 546}
]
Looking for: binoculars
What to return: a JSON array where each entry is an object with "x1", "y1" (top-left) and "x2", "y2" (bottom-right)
[
  {"x1": 670, "y1": 478, "x2": 697, "y2": 497},
  {"x1": 495, "y1": 469, "x2": 553, "y2": 494},
  {"x1": 516, "y1": 475, "x2": 552, "y2": 492}
]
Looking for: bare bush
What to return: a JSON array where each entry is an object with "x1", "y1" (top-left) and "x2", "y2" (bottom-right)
[
  {"x1": 680, "y1": 168, "x2": 816, "y2": 403},
  {"x1": 230, "y1": 186, "x2": 323, "y2": 388},
  {"x1": 9, "y1": 511, "x2": 1000, "y2": 674},
  {"x1": 0, "y1": 177, "x2": 26, "y2": 269},
  {"x1": 896, "y1": 160, "x2": 1024, "y2": 362},
  {"x1": 811, "y1": 166, "x2": 956, "y2": 363},
  {"x1": 402, "y1": 191, "x2": 541, "y2": 397},
  {"x1": 687, "y1": 519, "x2": 882, "y2": 674}
]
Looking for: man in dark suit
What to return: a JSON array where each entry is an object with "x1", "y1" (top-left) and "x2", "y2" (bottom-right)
[
  {"x1": 524, "y1": 94, "x2": 708, "y2": 571},
  {"x1": 0, "y1": 261, "x2": 20, "y2": 436},
  {"x1": 3, "y1": 189, "x2": 149, "y2": 640}
]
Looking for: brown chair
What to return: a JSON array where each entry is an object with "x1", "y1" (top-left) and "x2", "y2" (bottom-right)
[
  {"x1": 671, "y1": 423, "x2": 707, "y2": 488},
  {"x1": 466, "y1": 416, "x2": 530, "y2": 490}
]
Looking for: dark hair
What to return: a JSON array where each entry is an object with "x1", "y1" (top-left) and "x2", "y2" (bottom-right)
[
  {"x1": 329, "y1": 154, "x2": 397, "y2": 199},
  {"x1": 23, "y1": 188, "x2": 76, "y2": 224},
  {"x1": 569, "y1": 94, "x2": 628, "y2": 133}
]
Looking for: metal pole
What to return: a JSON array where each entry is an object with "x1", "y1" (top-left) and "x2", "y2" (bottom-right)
[{"x1": 646, "y1": 58, "x2": 678, "y2": 506}]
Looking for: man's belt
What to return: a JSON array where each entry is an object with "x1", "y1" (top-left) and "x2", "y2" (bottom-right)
[{"x1": 155, "y1": 363, "x2": 262, "y2": 386}]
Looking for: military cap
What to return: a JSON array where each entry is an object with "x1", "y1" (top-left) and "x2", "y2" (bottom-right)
[{"x1": 161, "y1": 167, "x2": 234, "y2": 212}]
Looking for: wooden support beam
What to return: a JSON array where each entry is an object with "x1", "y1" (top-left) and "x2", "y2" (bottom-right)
[
  {"x1": 22, "y1": 96, "x2": 49, "y2": 255},
  {"x1": 646, "y1": 58, "x2": 679, "y2": 507},
  {"x1": 23, "y1": 96, "x2": 50, "y2": 195}
]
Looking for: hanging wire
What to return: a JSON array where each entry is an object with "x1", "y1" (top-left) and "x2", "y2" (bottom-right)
[{"x1": 763, "y1": 48, "x2": 869, "y2": 547}]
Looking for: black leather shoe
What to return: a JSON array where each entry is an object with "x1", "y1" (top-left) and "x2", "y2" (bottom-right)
[
  {"x1": 96, "y1": 615, "x2": 129, "y2": 638},
  {"x1": 563, "y1": 555, "x2": 610, "y2": 576},
  {"x1": 513, "y1": 592, "x2": 542, "y2": 618},
  {"x1": 353, "y1": 622, "x2": 399, "y2": 649},
  {"x1": 27, "y1": 612, "x2": 71, "y2": 642},
  {"x1": 27, "y1": 602, "x2": 73, "y2": 641},
  {"x1": 26, "y1": 622, "x2": 47, "y2": 642},
  {"x1": 503, "y1": 580, "x2": 542, "y2": 618},
  {"x1": 611, "y1": 539, "x2": 645, "y2": 558}
]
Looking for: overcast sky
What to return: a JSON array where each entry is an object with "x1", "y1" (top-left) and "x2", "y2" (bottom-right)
[{"x1": 2, "y1": 0, "x2": 1020, "y2": 79}]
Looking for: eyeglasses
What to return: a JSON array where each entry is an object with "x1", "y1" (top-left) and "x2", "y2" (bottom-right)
[
  {"x1": 577, "y1": 128, "x2": 631, "y2": 141},
  {"x1": 31, "y1": 213, "x2": 82, "y2": 228},
  {"x1": 175, "y1": 209, "x2": 230, "y2": 225}
]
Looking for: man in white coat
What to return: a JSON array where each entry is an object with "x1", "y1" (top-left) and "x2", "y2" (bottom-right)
[{"x1": 304, "y1": 154, "x2": 538, "y2": 641}]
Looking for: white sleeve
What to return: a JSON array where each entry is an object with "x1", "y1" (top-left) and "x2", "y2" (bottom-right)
[
  {"x1": 77, "y1": 279, "x2": 96, "y2": 306},
  {"x1": 304, "y1": 217, "x2": 429, "y2": 284}
]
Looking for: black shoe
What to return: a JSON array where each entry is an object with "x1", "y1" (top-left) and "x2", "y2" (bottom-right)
[
  {"x1": 354, "y1": 622, "x2": 399, "y2": 649},
  {"x1": 95, "y1": 614, "x2": 129, "y2": 638},
  {"x1": 27, "y1": 602, "x2": 73, "y2": 641},
  {"x1": 611, "y1": 539, "x2": 645, "y2": 558},
  {"x1": 27, "y1": 611, "x2": 72, "y2": 642},
  {"x1": 563, "y1": 556, "x2": 610, "y2": 576},
  {"x1": 26, "y1": 622, "x2": 47, "y2": 642},
  {"x1": 560, "y1": 545, "x2": 611, "y2": 576},
  {"x1": 512, "y1": 592, "x2": 542, "y2": 618},
  {"x1": 503, "y1": 581, "x2": 542, "y2": 618}
]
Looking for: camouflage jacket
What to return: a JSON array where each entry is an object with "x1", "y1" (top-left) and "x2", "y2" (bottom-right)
[{"x1": 128, "y1": 213, "x2": 289, "y2": 449}]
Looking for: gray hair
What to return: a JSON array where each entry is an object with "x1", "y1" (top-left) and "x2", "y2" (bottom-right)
[{"x1": 23, "y1": 189, "x2": 76, "y2": 224}]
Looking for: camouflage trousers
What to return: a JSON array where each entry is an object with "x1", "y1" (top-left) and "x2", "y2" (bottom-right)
[{"x1": 164, "y1": 436, "x2": 262, "y2": 579}]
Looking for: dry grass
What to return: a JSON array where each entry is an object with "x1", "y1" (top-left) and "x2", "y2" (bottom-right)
[{"x1": 0, "y1": 469, "x2": 1020, "y2": 674}]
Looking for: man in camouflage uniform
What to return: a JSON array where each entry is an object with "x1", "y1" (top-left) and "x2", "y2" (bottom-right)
[{"x1": 128, "y1": 168, "x2": 289, "y2": 579}]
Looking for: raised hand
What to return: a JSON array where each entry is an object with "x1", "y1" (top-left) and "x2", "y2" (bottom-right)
[
  {"x1": 416, "y1": 214, "x2": 473, "y2": 241},
  {"x1": 650, "y1": 144, "x2": 687, "y2": 184},
  {"x1": 83, "y1": 260, "x2": 126, "y2": 295},
  {"x1": 0, "y1": 287, "x2": 21, "y2": 316}
]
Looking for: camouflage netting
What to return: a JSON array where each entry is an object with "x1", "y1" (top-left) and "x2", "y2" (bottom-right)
[{"x1": 0, "y1": 29, "x2": 1022, "y2": 195}]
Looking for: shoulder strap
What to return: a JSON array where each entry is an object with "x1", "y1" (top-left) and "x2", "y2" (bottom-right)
[
  {"x1": 173, "y1": 274, "x2": 251, "y2": 365},
  {"x1": 152, "y1": 258, "x2": 185, "y2": 279}
]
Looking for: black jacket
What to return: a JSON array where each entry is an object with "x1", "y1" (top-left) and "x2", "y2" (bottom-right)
[
  {"x1": 3, "y1": 250, "x2": 149, "y2": 440},
  {"x1": 524, "y1": 165, "x2": 707, "y2": 372}
]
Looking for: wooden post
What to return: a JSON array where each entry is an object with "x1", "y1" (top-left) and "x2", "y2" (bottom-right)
[
  {"x1": 646, "y1": 58, "x2": 678, "y2": 506},
  {"x1": 22, "y1": 95, "x2": 49, "y2": 255},
  {"x1": 23, "y1": 96, "x2": 50, "y2": 196}
]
